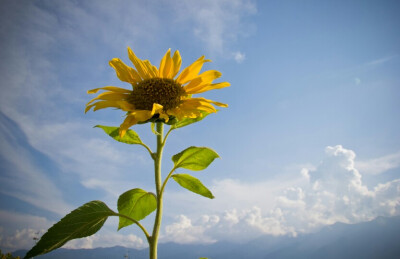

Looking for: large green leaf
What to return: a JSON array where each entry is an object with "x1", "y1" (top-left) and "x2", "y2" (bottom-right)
[
  {"x1": 172, "y1": 146, "x2": 219, "y2": 171},
  {"x1": 172, "y1": 111, "x2": 210, "y2": 129},
  {"x1": 24, "y1": 201, "x2": 115, "y2": 259},
  {"x1": 117, "y1": 189, "x2": 157, "y2": 230},
  {"x1": 172, "y1": 174, "x2": 214, "y2": 199},
  {"x1": 95, "y1": 125, "x2": 142, "y2": 145}
]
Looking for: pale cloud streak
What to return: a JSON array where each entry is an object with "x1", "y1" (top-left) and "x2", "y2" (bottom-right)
[
  {"x1": 172, "y1": 0, "x2": 256, "y2": 55},
  {"x1": 355, "y1": 151, "x2": 400, "y2": 175},
  {"x1": 0, "y1": 114, "x2": 72, "y2": 216},
  {"x1": 365, "y1": 55, "x2": 397, "y2": 66}
]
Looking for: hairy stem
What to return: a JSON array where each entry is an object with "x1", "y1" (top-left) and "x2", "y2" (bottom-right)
[{"x1": 149, "y1": 122, "x2": 164, "y2": 259}]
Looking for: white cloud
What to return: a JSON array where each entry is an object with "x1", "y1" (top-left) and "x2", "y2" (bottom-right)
[
  {"x1": 0, "y1": 0, "x2": 256, "y2": 215},
  {"x1": 355, "y1": 151, "x2": 400, "y2": 175},
  {"x1": 354, "y1": 77, "x2": 361, "y2": 85},
  {"x1": 64, "y1": 231, "x2": 146, "y2": 250},
  {"x1": 0, "y1": 118, "x2": 73, "y2": 215},
  {"x1": 161, "y1": 145, "x2": 400, "y2": 244},
  {"x1": 0, "y1": 211, "x2": 51, "y2": 234},
  {"x1": 173, "y1": 0, "x2": 256, "y2": 54},
  {"x1": 365, "y1": 55, "x2": 397, "y2": 66},
  {"x1": 0, "y1": 211, "x2": 52, "y2": 252},
  {"x1": 0, "y1": 228, "x2": 41, "y2": 252},
  {"x1": 162, "y1": 215, "x2": 216, "y2": 244},
  {"x1": 161, "y1": 207, "x2": 295, "y2": 244},
  {"x1": 163, "y1": 175, "x2": 304, "y2": 219},
  {"x1": 13, "y1": 118, "x2": 154, "y2": 209},
  {"x1": 233, "y1": 51, "x2": 246, "y2": 63},
  {"x1": 0, "y1": 211, "x2": 146, "y2": 252}
]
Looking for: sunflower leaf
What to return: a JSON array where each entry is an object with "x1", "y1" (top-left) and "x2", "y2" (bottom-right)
[
  {"x1": 24, "y1": 201, "x2": 115, "y2": 259},
  {"x1": 95, "y1": 125, "x2": 142, "y2": 144},
  {"x1": 172, "y1": 146, "x2": 219, "y2": 171},
  {"x1": 172, "y1": 174, "x2": 214, "y2": 199},
  {"x1": 117, "y1": 189, "x2": 157, "y2": 230},
  {"x1": 172, "y1": 111, "x2": 211, "y2": 129}
]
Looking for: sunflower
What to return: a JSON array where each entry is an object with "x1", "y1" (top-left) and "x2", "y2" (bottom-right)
[{"x1": 86, "y1": 47, "x2": 230, "y2": 137}]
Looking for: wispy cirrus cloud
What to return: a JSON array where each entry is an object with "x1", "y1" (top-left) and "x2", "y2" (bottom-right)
[
  {"x1": 0, "y1": 113, "x2": 72, "y2": 216},
  {"x1": 171, "y1": 0, "x2": 256, "y2": 57},
  {"x1": 355, "y1": 151, "x2": 400, "y2": 175},
  {"x1": 365, "y1": 55, "x2": 397, "y2": 66}
]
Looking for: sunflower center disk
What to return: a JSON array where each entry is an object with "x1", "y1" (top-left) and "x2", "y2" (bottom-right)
[{"x1": 129, "y1": 78, "x2": 184, "y2": 111}]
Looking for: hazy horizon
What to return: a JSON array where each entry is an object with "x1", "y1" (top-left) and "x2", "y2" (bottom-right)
[{"x1": 1, "y1": 0, "x2": 399, "y2": 253}]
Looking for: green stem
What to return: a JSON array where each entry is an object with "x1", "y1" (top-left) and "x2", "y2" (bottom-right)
[
  {"x1": 150, "y1": 122, "x2": 164, "y2": 259},
  {"x1": 139, "y1": 143, "x2": 154, "y2": 158},
  {"x1": 160, "y1": 167, "x2": 176, "y2": 197},
  {"x1": 162, "y1": 126, "x2": 174, "y2": 147},
  {"x1": 115, "y1": 213, "x2": 150, "y2": 242}
]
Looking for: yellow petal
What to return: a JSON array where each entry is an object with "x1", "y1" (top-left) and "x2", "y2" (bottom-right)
[
  {"x1": 169, "y1": 104, "x2": 206, "y2": 120},
  {"x1": 119, "y1": 115, "x2": 138, "y2": 137},
  {"x1": 86, "y1": 92, "x2": 128, "y2": 105},
  {"x1": 158, "y1": 110, "x2": 170, "y2": 122},
  {"x1": 132, "y1": 109, "x2": 153, "y2": 122},
  {"x1": 171, "y1": 50, "x2": 182, "y2": 78},
  {"x1": 192, "y1": 97, "x2": 228, "y2": 108},
  {"x1": 85, "y1": 100, "x2": 121, "y2": 113},
  {"x1": 198, "y1": 70, "x2": 222, "y2": 83},
  {"x1": 194, "y1": 97, "x2": 228, "y2": 107},
  {"x1": 143, "y1": 60, "x2": 159, "y2": 78},
  {"x1": 109, "y1": 58, "x2": 141, "y2": 83},
  {"x1": 129, "y1": 103, "x2": 163, "y2": 122},
  {"x1": 183, "y1": 70, "x2": 222, "y2": 93},
  {"x1": 87, "y1": 86, "x2": 131, "y2": 94},
  {"x1": 159, "y1": 49, "x2": 172, "y2": 78},
  {"x1": 174, "y1": 98, "x2": 217, "y2": 116},
  {"x1": 127, "y1": 47, "x2": 151, "y2": 80},
  {"x1": 176, "y1": 56, "x2": 211, "y2": 85},
  {"x1": 117, "y1": 100, "x2": 136, "y2": 111},
  {"x1": 119, "y1": 103, "x2": 165, "y2": 136},
  {"x1": 150, "y1": 103, "x2": 164, "y2": 117},
  {"x1": 185, "y1": 81, "x2": 230, "y2": 95}
]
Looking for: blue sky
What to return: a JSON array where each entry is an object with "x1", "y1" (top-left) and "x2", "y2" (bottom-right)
[{"x1": 1, "y1": 0, "x2": 399, "y2": 252}]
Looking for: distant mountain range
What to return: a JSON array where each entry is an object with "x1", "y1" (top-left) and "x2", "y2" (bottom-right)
[{"x1": 14, "y1": 215, "x2": 400, "y2": 259}]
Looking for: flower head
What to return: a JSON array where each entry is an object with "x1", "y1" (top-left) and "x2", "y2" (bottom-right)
[{"x1": 86, "y1": 47, "x2": 229, "y2": 136}]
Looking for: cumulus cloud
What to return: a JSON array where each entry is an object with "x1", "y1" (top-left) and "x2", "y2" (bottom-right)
[
  {"x1": 64, "y1": 232, "x2": 146, "y2": 250},
  {"x1": 161, "y1": 207, "x2": 293, "y2": 244},
  {"x1": 277, "y1": 145, "x2": 399, "y2": 231},
  {"x1": 0, "y1": 210, "x2": 52, "y2": 252},
  {"x1": 0, "y1": 228, "x2": 42, "y2": 252},
  {"x1": 161, "y1": 145, "x2": 400, "y2": 244},
  {"x1": 0, "y1": 210, "x2": 146, "y2": 252},
  {"x1": 163, "y1": 175, "x2": 304, "y2": 219}
]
